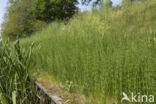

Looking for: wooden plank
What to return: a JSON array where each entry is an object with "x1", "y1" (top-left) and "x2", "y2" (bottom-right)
[{"x1": 35, "y1": 81, "x2": 63, "y2": 104}]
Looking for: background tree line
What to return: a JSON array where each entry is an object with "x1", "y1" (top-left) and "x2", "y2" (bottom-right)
[
  {"x1": 1, "y1": 0, "x2": 146, "y2": 40},
  {"x1": 2, "y1": 0, "x2": 79, "y2": 40}
]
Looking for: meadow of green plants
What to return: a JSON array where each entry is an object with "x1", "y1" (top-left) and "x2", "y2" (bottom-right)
[
  {"x1": 0, "y1": 0, "x2": 155, "y2": 104},
  {"x1": 20, "y1": 1, "x2": 156, "y2": 103}
]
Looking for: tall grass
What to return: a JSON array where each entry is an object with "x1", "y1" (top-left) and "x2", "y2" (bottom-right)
[
  {"x1": 21, "y1": 1, "x2": 156, "y2": 103},
  {"x1": 0, "y1": 40, "x2": 39, "y2": 104}
]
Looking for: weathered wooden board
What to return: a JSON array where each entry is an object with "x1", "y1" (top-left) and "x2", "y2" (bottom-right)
[{"x1": 35, "y1": 81, "x2": 63, "y2": 104}]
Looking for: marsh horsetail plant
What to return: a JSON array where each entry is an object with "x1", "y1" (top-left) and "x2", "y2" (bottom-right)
[{"x1": 20, "y1": 1, "x2": 156, "y2": 103}]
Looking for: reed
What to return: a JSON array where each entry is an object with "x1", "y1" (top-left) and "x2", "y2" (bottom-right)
[{"x1": 0, "y1": 40, "x2": 39, "y2": 104}]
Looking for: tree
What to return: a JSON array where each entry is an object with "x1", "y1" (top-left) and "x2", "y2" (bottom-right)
[
  {"x1": 31, "y1": 0, "x2": 78, "y2": 22},
  {"x1": 2, "y1": 0, "x2": 35, "y2": 39},
  {"x1": 81, "y1": 0, "x2": 102, "y2": 5},
  {"x1": 2, "y1": 0, "x2": 78, "y2": 40}
]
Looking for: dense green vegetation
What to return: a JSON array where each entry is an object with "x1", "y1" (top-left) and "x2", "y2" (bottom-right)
[
  {"x1": 0, "y1": 41, "x2": 39, "y2": 104},
  {"x1": 20, "y1": 0, "x2": 156, "y2": 103},
  {"x1": 1, "y1": 0, "x2": 107, "y2": 40},
  {"x1": 0, "y1": 0, "x2": 155, "y2": 104}
]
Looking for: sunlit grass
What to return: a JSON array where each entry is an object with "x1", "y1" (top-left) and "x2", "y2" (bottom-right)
[{"x1": 21, "y1": 1, "x2": 156, "y2": 103}]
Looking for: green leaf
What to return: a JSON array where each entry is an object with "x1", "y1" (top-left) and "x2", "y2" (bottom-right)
[
  {"x1": 12, "y1": 91, "x2": 16, "y2": 104},
  {"x1": 0, "y1": 93, "x2": 8, "y2": 104}
]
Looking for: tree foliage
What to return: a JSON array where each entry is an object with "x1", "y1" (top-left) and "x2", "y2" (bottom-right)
[
  {"x1": 2, "y1": 0, "x2": 78, "y2": 40},
  {"x1": 31, "y1": 0, "x2": 78, "y2": 22},
  {"x1": 81, "y1": 0, "x2": 102, "y2": 5}
]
